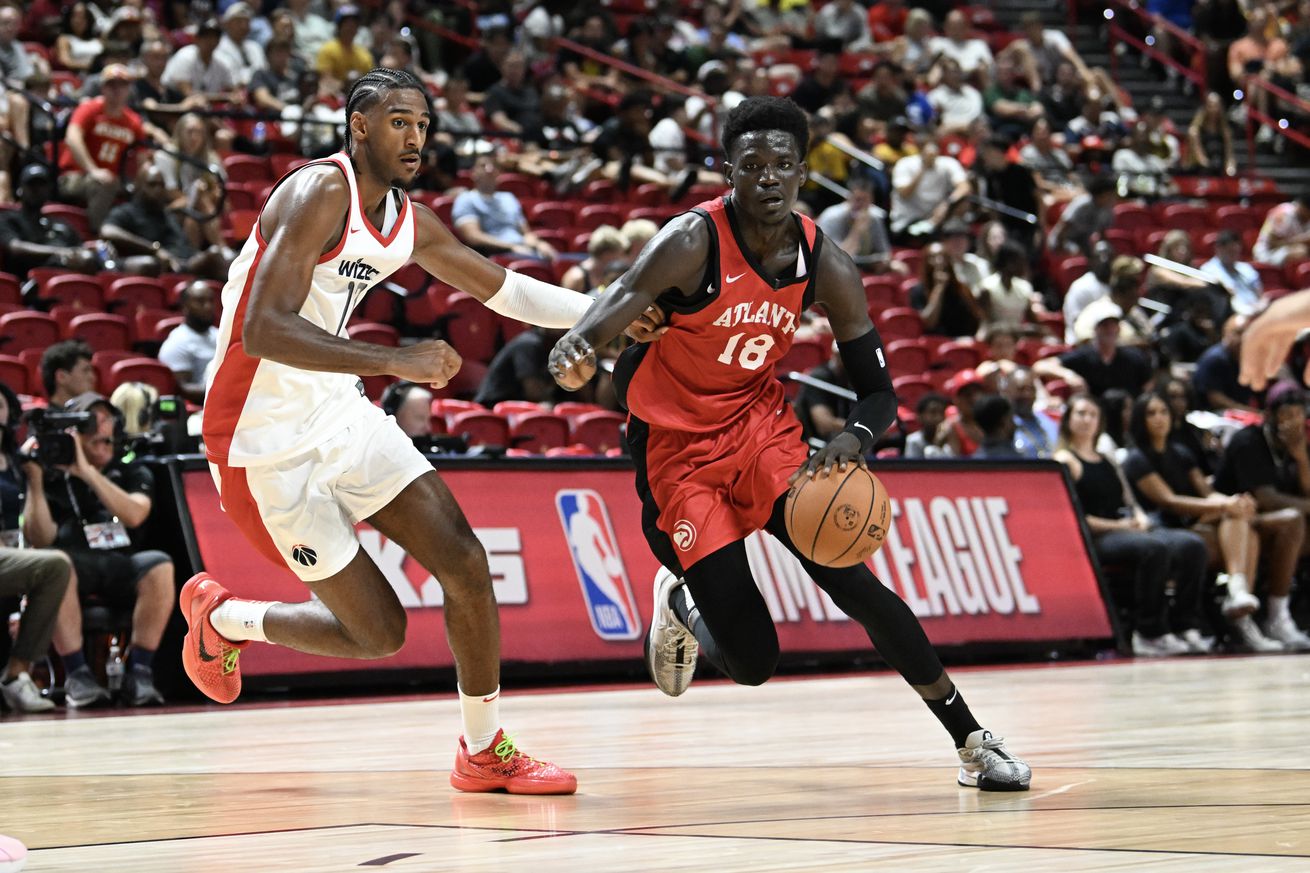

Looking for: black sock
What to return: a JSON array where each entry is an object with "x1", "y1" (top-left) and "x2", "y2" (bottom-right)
[
  {"x1": 63, "y1": 650, "x2": 87, "y2": 675},
  {"x1": 923, "y1": 684, "x2": 983, "y2": 748},
  {"x1": 127, "y1": 647, "x2": 155, "y2": 671}
]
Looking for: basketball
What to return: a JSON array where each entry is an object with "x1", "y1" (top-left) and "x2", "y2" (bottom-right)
[
  {"x1": 0, "y1": 835, "x2": 27, "y2": 872},
  {"x1": 785, "y1": 466, "x2": 891, "y2": 568}
]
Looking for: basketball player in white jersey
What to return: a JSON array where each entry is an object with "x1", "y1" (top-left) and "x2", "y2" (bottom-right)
[{"x1": 182, "y1": 69, "x2": 657, "y2": 795}]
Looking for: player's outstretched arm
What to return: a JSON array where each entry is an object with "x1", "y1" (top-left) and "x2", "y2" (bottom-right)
[
  {"x1": 549, "y1": 213, "x2": 710, "y2": 391},
  {"x1": 243, "y1": 169, "x2": 460, "y2": 388},
  {"x1": 1240, "y1": 289, "x2": 1310, "y2": 391},
  {"x1": 791, "y1": 243, "x2": 897, "y2": 482}
]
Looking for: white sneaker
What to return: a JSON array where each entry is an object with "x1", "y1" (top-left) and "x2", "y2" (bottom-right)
[
  {"x1": 1233, "y1": 615, "x2": 1285, "y2": 653},
  {"x1": 957, "y1": 729, "x2": 1031, "y2": 791},
  {"x1": 1261, "y1": 614, "x2": 1310, "y2": 652},
  {"x1": 1180, "y1": 628, "x2": 1216, "y2": 654},
  {"x1": 1132, "y1": 631, "x2": 1191, "y2": 657},
  {"x1": 1218, "y1": 573, "x2": 1259, "y2": 619},
  {"x1": 0, "y1": 672, "x2": 54, "y2": 713},
  {"x1": 644, "y1": 567, "x2": 698, "y2": 697}
]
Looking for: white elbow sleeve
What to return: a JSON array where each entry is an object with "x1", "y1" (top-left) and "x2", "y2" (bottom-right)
[{"x1": 482, "y1": 270, "x2": 591, "y2": 329}]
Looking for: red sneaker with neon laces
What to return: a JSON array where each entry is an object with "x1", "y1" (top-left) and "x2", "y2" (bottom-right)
[
  {"x1": 180, "y1": 573, "x2": 248, "y2": 704},
  {"x1": 450, "y1": 729, "x2": 578, "y2": 795}
]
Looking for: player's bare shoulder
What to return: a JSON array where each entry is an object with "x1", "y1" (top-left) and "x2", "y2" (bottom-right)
[
  {"x1": 629, "y1": 212, "x2": 713, "y2": 297},
  {"x1": 261, "y1": 163, "x2": 351, "y2": 251}
]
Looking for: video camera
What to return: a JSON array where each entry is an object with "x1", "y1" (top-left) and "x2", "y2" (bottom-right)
[{"x1": 21, "y1": 408, "x2": 97, "y2": 467}]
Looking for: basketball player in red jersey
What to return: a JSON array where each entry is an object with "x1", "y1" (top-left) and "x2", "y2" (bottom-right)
[
  {"x1": 180, "y1": 69, "x2": 659, "y2": 795},
  {"x1": 550, "y1": 97, "x2": 1031, "y2": 790}
]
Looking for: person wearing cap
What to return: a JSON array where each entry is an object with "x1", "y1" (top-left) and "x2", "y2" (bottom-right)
[
  {"x1": 23, "y1": 392, "x2": 175, "y2": 708},
  {"x1": 215, "y1": 1, "x2": 267, "y2": 88},
  {"x1": 316, "y1": 5, "x2": 373, "y2": 85},
  {"x1": 162, "y1": 19, "x2": 240, "y2": 102},
  {"x1": 1050, "y1": 174, "x2": 1117, "y2": 256},
  {"x1": 1062, "y1": 239, "x2": 1114, "y2": 342},
  {"x1": 937, "y1": 369, "x2": 988, "y2": 456},
  {"x1": 0, "y1": 164, "x2": 98, "y2": 277},
  {"x1": 57, "y1": 63, "x2": 169, "y2": 235},
  {"x1": 1049, "y1": 303, "x2": 1152, "y2": 398}
]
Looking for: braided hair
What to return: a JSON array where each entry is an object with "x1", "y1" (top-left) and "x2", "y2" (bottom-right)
[{"x1": 343, "y1": 67, "x2": 430, "y2": 151}]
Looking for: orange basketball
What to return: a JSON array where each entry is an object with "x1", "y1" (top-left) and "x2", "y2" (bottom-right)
[{"x1": 785, "y1": 466, "x2": 891, "y2": 568}]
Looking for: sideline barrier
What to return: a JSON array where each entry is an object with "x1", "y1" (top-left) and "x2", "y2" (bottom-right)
[{"x1": 167, "y1": 458, "x2": 1116, "y2": 680}]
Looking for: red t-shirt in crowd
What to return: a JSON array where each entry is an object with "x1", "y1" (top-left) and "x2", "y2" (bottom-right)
[{"x1": 58, "y1": 97, "x2": 144, "y2": 174}]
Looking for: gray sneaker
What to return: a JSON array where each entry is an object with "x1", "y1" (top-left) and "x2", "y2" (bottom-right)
[
  {"x1": 644, "y1": 567, "x2": 698, "y2": 697},
  {"x1": 64, "y1": 665, "x2": 111, "y2": 709},
  {"x1": 1, "y1": 672, "x2": 55, "y2": 713},
  {"x1": 122, "y1": 664, "x2": 164, "y2": 707},
  {"x1": 957, "y1": 730, "x2": 1031, "y2": 791}
]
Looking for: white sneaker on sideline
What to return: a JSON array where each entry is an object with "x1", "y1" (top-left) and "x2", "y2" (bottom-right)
[
  {"x1": 0, "y1": 672, "x2": 54, "y2": 713},
  {"x1": 1233, "y1": 615, "x2": 1284, "y2": 653},
  {"x1": 1217, "y1": 573, "x2": 1259, "y2": 619},
  {"x1": 1180, "y1": 628, "x2": 1216, "y2": 654},
  {"x1": 1132, "y1": 631, "x2": 1191, "y2": 657},
  {"x1": 1261, "y1": 614, "x2": 1310, "y2": 652}
]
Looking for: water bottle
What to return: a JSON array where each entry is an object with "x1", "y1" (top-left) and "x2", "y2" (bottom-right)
[
  {"x1": 96, "y1": 240, "x2": 115, "y2": 271},
  {"x1": 253, "y1": 121, "x2": 267, "y2": 148},
  {"x1": 105, "y1": 636, "x2": 124, "y2": 692}
]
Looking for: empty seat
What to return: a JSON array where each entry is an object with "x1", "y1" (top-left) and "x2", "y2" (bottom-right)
[
  {"x1": 447, "y1": 411, "x2": 510, "y2": 447},
  {"x1": 40, "y1": 274, "x2": 104, "y2": 309},
  {"x1": 108, "y1": 358, "x2": 178, "y2": 394},
  {"x1": 443, "y1": 291, "x2": 499, "y2": 363},
  {"x1": 886, "y1": 338, "x2": 930, "y2": 374},
  {"x1": 68, "y1": 313, "x2": 131, "y2": 352},
  {"x1": 509, "y1": 411, "x2": 570, "y2": 453},
  {"x1": 221, "y1": 154, "x2": 272, "y2": 183},
  {"x1": 42, "y1": 203, "x2": 91, "y2": 238},
  {"x1": 570, "y1": 410, "x2": 626, "y2": 453},
  {"x1": 877, "y1": 307, "x2": 923, "y2": 340},
  {"x1": 936, "y1": 340, "x2": 983, "y2": 371},
  {"x1": 492, "y1": 400, "x2": 544, "y2": 418},
  {"x1": 346, "y1": 322, "x2": 399, "y2": 346},
  {"x1": 106, "y1": 278, "x2": 168, "y2": 314},
  {"x1": 0, "y1": 312, "x2": 60, "y2": 354},
  {"x1": 775, "y1": 338, "x2": 827, "y2": 375},
  {"x1": 891, "y1": 375, "x2": 933, "y2": 407},
  {"x1": 553, "y1": 401, "x2": 605, "y2": 419},
  {"x1": 0, "y1": 354, "x2": 28, "y2": 394}
]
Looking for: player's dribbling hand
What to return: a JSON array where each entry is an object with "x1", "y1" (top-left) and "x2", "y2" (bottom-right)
[
  {"x1": 623, "y1": 304, "x2": 668, "y2": 343},
  {"x1": 548, "y1": 333, "x2": 597, "y2": 391},
  {"x1": 788, "y1": 431, "x2": 867, "y2": 485},
  {"x1": 395, "y1": 339, "x2": 462, "y2": 389}
]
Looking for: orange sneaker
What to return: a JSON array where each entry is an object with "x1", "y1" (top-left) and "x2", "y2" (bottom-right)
[
  {"x1": 450, "y1": 729, "x2": 577, "y2": 795},
  {"x1": 180, "y1": 573, "x2": 248, "y2": 704}
]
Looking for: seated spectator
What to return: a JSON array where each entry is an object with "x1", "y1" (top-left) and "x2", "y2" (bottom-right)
[
  {"x1": 483, "y1": 50, "x2": 539, "y2": 136},
  {"x1": 287, "y1": 0, "x2": 334, "y2": 62},
  {"x1": 586, "y1": 92, "x2": 698, "y2": 200},
  {"x1": 1020, "y1": 117, "x2": 1081, "y2": 205},
  {"x1": 1039, "y1": 61, "x2": 1087, "y2": 132},
  {"x1": 976, "y1": 136, "x2": 1043, "y2": 249},
  {"x1": 1055, "y1": 393, "x2": 1211, "y2": 656},
  {"x1": 1015, "y1": 11, "x2": 1092, "y2": 88},
  {"x1": 54, "y1": 2, "x2": 102, "y2": 73},
  {"x1": 1160, "y1": 295, "x2": 1221, "y2": 366},
  {"x1": 903, "y1": 392, "x2": 952, "y2": 458},
  {"x1": 474, "y1": 327, "x2": 575, "y2": 408},
  {"x1": 872, "y1": 116, "x2": 918, "y2": 169},
  {"x1": 1200, "y1": 229, "x2": 1262, "y2": 316},
  {"x1": 891, "y1": 8, "x2": 936, "y2": 77},
  {"x1": 1112, "y1": 122, "x2": 1176, "y2": 198},
  {"x1": 791, "y1": 43, "x2": 850, "y2": 115},
  {"x1": 1213, "y1": 384, "x2": 1310, "y2": 648},
  {"x1": 1253, "y1": 194, "x2": 1310, "y2": 266},
  {"x1": 1002, "y1": 367, "x2": 1059, "y2": 458},
  {"x1": 57, "y1": 64, "x2": 169, "y2": 235},
  {"x1": 911, "y1": 242, "x2": 984, "y2": 338},
  {"x1": 621, "y1": 219, "x2": 659, "y2": 257},
  {"x1": 316, "y1": 6, "x2": 374, "y2": 87},
  {"x1": 250, "y1": 38, "x2": 304, "y2": 118},
  {"x1": 983, "y1": 57, "x2": 1044, "y2": 140},
  {"x1": 931, "y1": 10, "x2": 994, "y2": 85},
  {"x1": 1050, "y1": 310, "x2": 1152, "y2": 397},
  {"x1": 793, "y1": 341, "x2": 855, "y2": 445},
  {"x1": 977, "y1": 241, "x2": 1042, "y2": 335},
  {"x1": 1138, "y1": 96, "x2": 1182, "y2": 168},
  {"x1": 0, "y1": 164, "x2": 100, "y2": 278},
  {"x1": 134, "y1": 38, "x2": 205, "y2": 120},
  {"x1": 1074, "y1": 256, "x2": 1154, "y2": 348},
  {"x1": 215, "y1": 2, "x2": 266, "y2": 88},
  {"x1": 889, "y1": 139, "x2": 970, "y2": 240},
  {"x1": 0, "y1": 380, "x2": 72, "y2": 712},
  {"x1": 1063, "y1": 239, "x2": 1115, "y2": 343},
  {"x1": 856, "y1": 61, "x2": 908, "y2": 127},
  {"x1": 1145, "y1": 230, "x2": 1226, "y2": 322},
  {"x1": 1194, "y1": 315, "x2": 1257, "y2": 412},
  {"x1": 1050, "y1": 175, "x2": 1117, "y2": 255},
  {"x1": 972, "y1": 394, "x2": 1020, "y2": 458},
  {"x1": 939, "y1": 369, "x2": 988, "y2": 456},
  {"x1": 24, "y1": 393, "x2": 175, "y2": 707},
  {"x1": 40, "y1": 341, "x2": 96, "y2": 408},
  {"x1": 158, "y1": 281, "x2": 218, "y2": 405},
  {"x1": 1186, "y1": 92, "x2": 1235, "y2": 176},
  {"x1": 161, "y1": 19, "x2": 240, "y2": 103},
  {"x1": 562, "y1": 226, "x2": 629, "y2": 294},
  {"x1": 0, "y1": 6, "x2": 43, "y2": 88},
  {"x1": 452, "y1": 155, "x2": 558, "y2": 260},
  {"x1": 380, "y1": 381, "x2": 435, "y2": 441},
  {"x1": 101, "y1": 165, "x2": 233, "y2": 281},
  {"x1": 1227, "y1": 6, "x2": 1300, "y2": 147},
  {"x1": 1124, "y1": 391, "x2": 1303, "y2": 651},
  {"x1": 814, "y1": 0, "x2": 873, "y2": 52},
  {"x1": 154, "y1": 112, "x2": 224, "y2": 207},
  {"x1": 867, "y1": 0, "x2": 908, "y2": 43},
  {"x1": 816, "y1": 177, "x2": 901, "y2": 272},
  {"x1": 927, "y1": 57, "x2": 984, "y2": 134}
]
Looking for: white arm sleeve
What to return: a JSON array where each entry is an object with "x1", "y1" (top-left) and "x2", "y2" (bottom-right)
[{"x1": 481, "y1": 269, "x2": 592, "y2": 329}]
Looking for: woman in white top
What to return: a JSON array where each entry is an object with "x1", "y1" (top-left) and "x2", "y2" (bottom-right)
[
  {"x1": 977, "y1": 241, "x2": 1042, "y2": 336},
  {"x1": 154, "y1": 112, "x2": 225, "y2": 205},
  {"x1": 55, "y1": 3, "x2": 103, "y2": 72}
]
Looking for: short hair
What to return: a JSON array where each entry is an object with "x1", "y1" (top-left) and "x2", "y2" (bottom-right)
[
  {"x1": 973, "y1": 394, "x2": 1013, "y2": 436},
  {"x1": 265, "y1": 37, "x2": 293, "y2": 55},
  {"x1": 1088, "y1": 175, "x2": 1117, "y2": 198},
  {"x1": 983, "y1": 322, "x2": 1020, "y2": 346},
  {"x1": 344, "y1": 67, "x2": 430, "y2": 151},
  {"x1": 916, "y1": 392, "x2": 949, "y2": 415},
  {"x1": 587, "y1": 225, "x2": 627, "y2": 256},
  {"x1": 41, "y1": 340, "x2": 94, "y2": 396},
  {"x1": 722, "y1": 96, "x2": 810, "y2": 160},
  {"x1": 1214, "y1": 228, "x2": 1242, "y2": 247}
]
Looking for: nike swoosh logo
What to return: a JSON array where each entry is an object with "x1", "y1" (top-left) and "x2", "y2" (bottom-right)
[
  {"x1": 482, "y1": 692, "x2": 500, "y2": 703},
  {"x1": 349, "y1": 226, "x2": 363, "y2": 235},
  {"x1": 945, "y1": 689, "x2": 958, "y2": 705},
  {"x1": 726, "y1": 272, "x2": 745, "y2": 283},
  {"x1": 197, "y1": 628, "x2": 219, "y2": 663}
]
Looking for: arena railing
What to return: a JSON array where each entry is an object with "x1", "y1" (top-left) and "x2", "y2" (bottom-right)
[
  {"x1": 1104, "y1": 0, "x2": 1206, "y2": 94},
  {"x1": 1240, "y1": 75, "x2": 1310, "y2": 166}
]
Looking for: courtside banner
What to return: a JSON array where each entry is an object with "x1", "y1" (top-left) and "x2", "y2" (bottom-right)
[{"x1": 181, "y1": 462, "x2": 1113, "y2": 676}]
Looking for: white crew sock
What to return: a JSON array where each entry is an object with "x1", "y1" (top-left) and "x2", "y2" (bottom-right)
[
  {"x1": 458, "y1": 685, "x2": 501, "y2": 754},
  {"x1": 210, "y1": 599, "x2": 273, "y2": 643},
  {"x1": 1267, "y1": 594, "x2": 1291, "y2": 622}
]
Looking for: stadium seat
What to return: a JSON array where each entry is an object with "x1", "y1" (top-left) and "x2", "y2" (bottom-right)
[
  {"x1": 876, "y1": 307, "x2": 923, "y2": 340},
  {"x1": 106, "y1": 278, "x2": 168, "y2": 314},
  {"x1": 569, "y1": 411, "x2": 626, "y2": 452},
  {"x1": 493, "y1": 400, "x2": 544, "y2": 418},
  {"x1": 581, "y1": 179, "x2": 619, "y2": 203},
  {"x1": 509, "y1": 411, "x2": 570, "y2": 452},
  {"x1": 862, "y1": 275, "x2": 899, "y2": 308},
  {"x1": 776, "y1": 338, "x2": 827, "y2": 374},
  {"x1": 221, "y1": 154, "x2": 272, "y2": 183},
  {"x1": 108, "y1": 358, "x2": 178, "y2": 394},
  {"x1": 225, "y1": 209, "x2": 261, "y2": 245},
  {"x1": 138, "y1": 310, "x2": 183, "y2": 344},
  {"x1": 269, "y1": 154, "x2": 310, "y2": 179},
  {"x1": 41, "y1": 204, "x2": 91, "y2": 238},
  {"x1": 346, "y1": 322, "x2": 399, "y2": 346},
  {"x1": 545, "y1": 444, "x2": 598, "y2": 457},
  {"x1": 0, "y1": 354, "x2": 28, "y2": 394},
  {"x1": 90, "y1": 349, "x2": 140, "y2": 391},
  {"x1": 359, "y1": 373, "x2": 395, "y2": 401},
  {"x1": 1052, "y1": 255, "x2": 1088, "y2": 291},
  {"x1": 0, "y1": 272, "x2": 19, "y2": 307},
  {"x1": 554, "y1": 401, "x2": 605, "y2": 419},
  {"x1": 504, "y1": 259, "x2": 556, "y2": 284},
  {"x1": 0, "y1": 312, "x2": 60, "y2": 354},
  {"x1": 443, "y1": 291, "x2": 499, "y2": 363},
  {"x1": 428, "y1": 359, "x2": 487, "y2": 400},
  {"x1": 1213, "y1": 204, "x2": 1263, "y2": 235},
  {"x1": 886, "y1": 338, "x2": 930, "y2": 374},
  {"x1": 529, "y1": 202, "x2": 574, "y2": 227},
  {"x1": 936, "y1": 340, "x2": 983, "y2": 371},
  {"x1": 498, "y1": 173, "x2": 545, "y2": 200},
  {"x1": 1287, "y1": 260, "x2": 1310, "y2": 288},
  {"x1": 577, "y1": 204, "x2": 625, "y2": 231},
  {"x1": 40, "y1": 274, "x2": 103, "y2": 309},
  {"x1": 1255, "y1": 264, "x2": 1284, "y2": 290},
  {"x1": 385, "y1": 261, "x2": 429, "y2": 296},
  {"x1": 891, "y1": 375, "x2": 933, "y2": 407},
  {"x1": 68, "y1": 313, "x2": 131, "y2": 352},
  {"x1": 448, "y1": 411, "x2": 510, "y2": 447},
  {"x1": 18, "y1": 348, "x2": 44, "y2": 395}
]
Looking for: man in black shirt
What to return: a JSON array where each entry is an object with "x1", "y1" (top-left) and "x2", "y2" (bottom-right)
[
  {"x1": 1053, "y1": 312, "x2": 1153, "y2": 397},
  {"x1": 977, "y1": 137, "x2": 1041, "y2": 249},
  {"x1": 23, "y1": 393, "x2": 175, "y2": 708},
  {"x1": 0, "y1": 164, "x2": 98, "y2": 277},
  {"x1": 483, "y1": 50, "x2": 540, "y2": 137},
  {"x1": 791, "y1": 44, "x2": 850, "y2": 115},
  {"x1": 101, "y1": 164, "x2": 231, "y2": 281},
  {"x1": 249, "y1": 38, "x2": 303, "y2": 116},
  {"x1": 474, "y1": 328, "x2": 573, "y2": 408},
  {"x1": 1193, "y1": 315, "x2": 1256, "y2": 412},
  {"x1": 792, "y1": 344, "x2": 855, "y2": 444}
]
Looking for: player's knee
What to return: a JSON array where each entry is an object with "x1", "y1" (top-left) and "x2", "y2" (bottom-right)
[
  {"x1": 724, "y1": 644, "x2": 779, "y2": 687},
  {"x1": 438, "y1": 532, "x2": 492, "y2": 598},
  {"x1": 358, "y1": 609, "x2": 407, "y2": 658}
]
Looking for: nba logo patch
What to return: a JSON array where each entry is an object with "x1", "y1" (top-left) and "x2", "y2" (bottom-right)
[{"x1": 555, "y1": 489, "x2": 642, "y2": 640}]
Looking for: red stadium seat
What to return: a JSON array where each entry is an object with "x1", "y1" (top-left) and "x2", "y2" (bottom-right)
[
  {"x1": 139, "y1": 311, "x2": 183, "y2": 344},
  {"x1": 581, "y1": 179, "x2": 620, "y2": 203},
  {"x1": 0, "y1": 272, "x2": 19, "y2": 307},
  {"x1": 443, "y1": 291, "x2": 499, "y2": 363},
  {"x1": 1213, "y1": 204, "x2": 1263, "y2": 235},
  {"x1": 1052, "y1": 255, "x2": 1088, "y2": 291},
  {"x1": 577, "y1": 204, "x2": 625, "y2": 231},
  {"x1": 68, "y1": 313, "x2": 131, "y2": 352},
  {"x1": 554, "y1": 401, "x2": 605, "y2": 419},
  {"x1": 19, "y1": 348, "x2": 44, "y2": 396},
  {"x1": 42, "y1": 204, "x2": 91, "y2": 238},
  {"x1": 269, "y1": 153, "x2": 311, "y2": 179},
  {"x1": 93, "y1": 349, "x2": 145, "y2": 388},
  {"x1": 346, "y1": 322, "x2": 399, "y2": 346},
  {"x1": 570, "y1": 411, "x2": 627, "y2": 453},
  {"x1": 492, "y1": 400, "x2": 543, "y2": 418},
  {"x1": 1159, "y1": 204, "x2": 1210, "y2": 233},
  {"x1": 1112, "y1": 202, "x2": 1154, "y2": 231},
  {"x1": 886, "y1": 338, "x2": 930, "y2": 374},
  {"x1": 360, "y1": 373, "x2": 395, "y2": 401},
  {"x1": 862, "y1": 275, "x2": 900, "y2": 308},
  {"x1": 0, "y1": 312, "x2": 60, "y2": 354},
  {"x1": 509, "y1": 411, "x2": 570, "y2": 452},
  {"x1": 0, "y1": 354, "x2": 28, "y2": 394},
  {"x1": 106, "y1": 278, "x2": 168, "y2": 314},
  {"x1": 877, "y1": 307, "x2": 923, "y2": 339},
  {"x1": 432, "y1": 398, "x2": 484, "y2": 423},
  {"x1": 545, "y1": 443, "x2": 598, "y2": 457},
  {"x1": 1255, "y1": 264, "x2": 1284, "y2": 290},
  {"x1": 1287, "y1": 260, "x2": 1310, "y2": 289},
  {"x1": 504, "y1": 259, "x2": 556, "y2": 284},
  {"x1": 529, "y1": 202, "x2": 574, "y2": 228},
  {"x1": 936, "y1": 340, "x2": 983, "y2": 371},
  {"x1": 891, "y1": 375, "x2": 933, "y2": 407},
  {"x1": 775, "y1": 337, "x2": 827, "y2": 374},
  {"x1": 428, "y1": 359, "x2": 487, "y2": 401},
  {"x1": 108, "y1": 358, "x2": 178, "y2": 394},
  {"x1": 448, "y1": 411, "x2": 510, "y2": 447},
  {"x1": 498, "y1": 173, "x2": 545, "y2": 200},
  {"x1": 225, "y1": 209, "x2": 261, "y2": 245},
  {"x1": 40, "y1": 274, "x2": 103, "y2": 309},
  {"x1": 221, "y1": 154, "x2": 272, "y2": 183}
]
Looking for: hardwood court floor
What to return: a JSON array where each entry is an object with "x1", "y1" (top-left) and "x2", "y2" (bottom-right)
[{"x1": 3, "y1": 655, "x2": 1309, "y2": 871}]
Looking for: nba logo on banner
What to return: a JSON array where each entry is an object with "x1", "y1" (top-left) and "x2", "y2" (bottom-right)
[{"x1": 555, "y1": 489, "x2": 642, "y2": 640}]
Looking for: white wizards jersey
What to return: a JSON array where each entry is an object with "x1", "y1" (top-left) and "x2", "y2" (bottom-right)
[{"x1": 203, "y1": 152, "x2": 415, "y2": 467}]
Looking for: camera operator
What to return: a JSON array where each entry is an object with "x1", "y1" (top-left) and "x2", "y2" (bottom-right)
[
  {"x1": 22, "y1": 393, "x2": 174, "y2": 708},
  {"x1": 0, "y1": 381, "x2": 72, "y2": 713}
]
